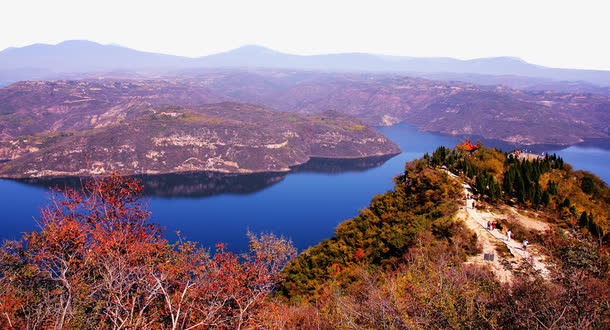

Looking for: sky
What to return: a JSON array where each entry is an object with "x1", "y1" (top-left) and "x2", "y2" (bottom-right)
[{"x1": 2, "y1": 0, "x2": 609, "y2": 71}]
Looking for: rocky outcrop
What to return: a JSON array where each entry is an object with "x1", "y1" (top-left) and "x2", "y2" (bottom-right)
[{"x1": 0, "y1": 101, "x2": 400, "y2": 178}]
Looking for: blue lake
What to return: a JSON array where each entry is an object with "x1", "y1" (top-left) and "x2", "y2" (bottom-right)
[{"x1": 1, "y1": 124, "x2": 608, "y2": 252}]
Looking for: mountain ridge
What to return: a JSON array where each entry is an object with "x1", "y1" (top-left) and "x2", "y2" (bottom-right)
[{"x1": 2, "y1": 40, "x2": 610, "y2": 87}]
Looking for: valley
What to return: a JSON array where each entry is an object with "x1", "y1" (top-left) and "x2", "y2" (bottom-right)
[
  {"x1": 1, "y1": 70, "x2": 609, "y2": 180},
  {"x1": 1, "y1": 1, "x2": 609, "y2": 327}
]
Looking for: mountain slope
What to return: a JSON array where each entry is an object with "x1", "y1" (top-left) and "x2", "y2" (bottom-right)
[
  {"x1": 0, "y1": 104, "x2": 400, "y2": 178},
  {"x1": 276, "y1": 146, "x2": 610, "y2": 328},
  {"x1": 407, "y1": 90, "x2": 599, "y2": 145},
  {"x1": 2, "y1": 72, "x2": 608, "y2": 147},
  {"x1": 0, "y1": 79, "x2": 228, "y2": 141},
  {"x1": 189, "y1": 70, "x2": 608, "y2": 145},
  {"x1": 0, "y1": 80, "x2": 400, "y2": 178}
]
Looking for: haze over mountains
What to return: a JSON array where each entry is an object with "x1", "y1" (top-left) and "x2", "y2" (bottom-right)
[{"x1": 2, "y1": 40, "x2": 610, "y2": 89}]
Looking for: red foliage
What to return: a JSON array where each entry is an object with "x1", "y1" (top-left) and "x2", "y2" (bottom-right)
[
  {"x1": 0, "y1": 173, "x2": 296, "y2": 329},
  {"x1": 354, "y1": 248, "x2": 365, "y2": 262}
]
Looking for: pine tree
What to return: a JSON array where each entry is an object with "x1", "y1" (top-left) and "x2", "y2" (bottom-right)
[
  {"x1": 579, "y1": 211, "x2": 589, "y2": 228},
  {"x1": 542, "y1": 190, "x2": 550, "y2": 206},
  {"x1": 534, "y1": 184, "x2": 542, "y2": 206},
  {"x1": 503, "y1": 170, "x2": 514, "y2": 196}
]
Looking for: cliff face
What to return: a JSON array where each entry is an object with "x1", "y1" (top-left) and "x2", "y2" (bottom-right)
[{"x1": 0, "y1": 87, "x2": 400, "y2": 178}]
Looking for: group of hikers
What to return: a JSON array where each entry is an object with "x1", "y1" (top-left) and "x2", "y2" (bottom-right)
[
  {"x1": 467, "y1": 191, "x2": 529, "y2": 253},
  {"x1": 487, "y1": 220, "x2": 528, "y2": 250},
  {"x1": 466, "y1": 193, "x2": 476, "y2": 209}
]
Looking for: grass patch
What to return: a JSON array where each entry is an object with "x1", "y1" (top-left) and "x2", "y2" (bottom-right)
[{"x1": 342, "y1": 124, "x2": 366, "y2": 132}]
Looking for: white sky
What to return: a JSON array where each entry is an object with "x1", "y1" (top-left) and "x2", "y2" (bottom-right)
[{"x1": 2, "y1": 0, "x2": 609, "y2": 70}]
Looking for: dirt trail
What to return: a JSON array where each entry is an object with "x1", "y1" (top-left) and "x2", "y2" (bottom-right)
[
  {"x1": 456, "y1": 208, "x2": 515, "y2": 282},
  {"x1": 446, "y1": 171, "x2": 552, "y2": 280}
]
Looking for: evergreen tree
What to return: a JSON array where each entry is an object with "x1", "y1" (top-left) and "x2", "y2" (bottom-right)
[
  {"x1": 515, "y1": 173, "x2": 526, "y2": 203},
  {"x1": 503, "y1": 170, "x2": 514, "y2": 196},
  {"x1": 548, "y1": 180, "x2": 558, "y2": 195},
  {"x1": 534, "y1": 184, "x2": 542, "y2": 206},
  {"x1": 542, "y1": 190, "x2": 551, "y2": 206},
  {"x1": 579, "y1": 211, "x2": 589, "y2": 228},
  {"x1": 581, "y1": 176, "x2": 595, "y2": 194}
]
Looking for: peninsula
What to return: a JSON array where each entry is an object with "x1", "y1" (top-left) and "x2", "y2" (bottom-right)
[{"x1": 0, "y1": 80, "x2": 400, "y2": 178}]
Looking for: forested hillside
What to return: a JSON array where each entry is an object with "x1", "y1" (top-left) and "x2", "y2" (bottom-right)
[
  {"x1": 274, "y1": 145, "x2": 610, "y2": 328},
  {"x1": 1, "y1": 146, "x2": 609, "y2": 328},
  {"x1": 278, "y1": 159, "x2": 474, "y2": 299},
  {"x1": 430, "y1": 144, "x2": 609, "y2": 245}
]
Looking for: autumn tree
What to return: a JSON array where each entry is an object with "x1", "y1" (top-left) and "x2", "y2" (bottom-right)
[{"x1": 0, "y1": 173, "x2": 296, "y2": 329}]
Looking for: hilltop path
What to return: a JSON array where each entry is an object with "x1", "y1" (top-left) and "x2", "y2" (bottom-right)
[{"x1": 445, "y1": 170, "x2": 552, "y2": 280}]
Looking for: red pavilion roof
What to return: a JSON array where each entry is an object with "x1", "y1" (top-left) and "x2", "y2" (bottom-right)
[{"x1": 458, "y1": 141, "x2": 480, "y2": 151}]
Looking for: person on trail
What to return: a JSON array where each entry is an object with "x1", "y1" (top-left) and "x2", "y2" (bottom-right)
[
  {"x1": 487, "y1": 221, "x2": 491, "y2": 231},
  {"x1": 491, "y1": 222, "x2": 496, "y2": 231},
  {"x1": 522, "y1": 239, "x2": 528, "y2": 251},
  {"x1": 506, "y1": 230, "x2": 512, "y2": 241}
]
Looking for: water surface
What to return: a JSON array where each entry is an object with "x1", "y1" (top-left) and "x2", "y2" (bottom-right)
[
  {"x1": 545, "y1": 145, "x2": 610, "y2": 184},
  {"x1": 1, "y1": 124, "x2": 608, "y2": 252}
]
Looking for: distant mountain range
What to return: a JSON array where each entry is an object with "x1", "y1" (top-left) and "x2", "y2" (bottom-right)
[
  {"x1": 1, "y1": 41, "x2": 609, "y2": 155},
  {"x1": 2, "y1": 71, "x2": 607, "y2": 147},
  {"x1": 2, "y1": 40, "x2": 610, "y2": 88},
  {"x1": 180, "y1": 70, "x2": 608, "y2": 145}
]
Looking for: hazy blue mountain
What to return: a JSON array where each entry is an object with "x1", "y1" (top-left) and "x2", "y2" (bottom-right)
[
  {"x1": 197, "y1": 45, "x2": 301, "y2": 68},
  {"x1": 0, "y1": 40, "x2": 189, "y2": 72},
  {"x1": 415, "y1": 72, "x2": 610, "y2": 95},
  {"x1": 2, "y1": 40, "x2": 610, "y2": 86},
  {"x1": 194, "y1": 46, "x2": 610, "y2": 86}
]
